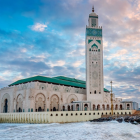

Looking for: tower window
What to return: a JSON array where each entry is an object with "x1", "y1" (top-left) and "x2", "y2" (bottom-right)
[
  {"x1": 99, "y1": 92, "x2": 101, "y2": 94},
  {"x1": 94, "y1": 90, "x2": 96, "y2": 94},
  {"x1": 90, "y1": 92, "x2": 91, "y2": 94}
]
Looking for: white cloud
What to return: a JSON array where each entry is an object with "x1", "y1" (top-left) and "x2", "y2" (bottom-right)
[
  {"x1": 31, "y1": 23, "x2": 47, "y2": 32},
  {"x1": 21, "y1": 48, "x2": 27, "y2": 53},
  {"x1": 3, "y1": 70, "x2": 11, "y2": 76},
  {"x1": 48, "y1": 60, "x2": 66, "y2": 67},
  {"x1": 72, "y1": 61, "x2": 83, "y2": 67},
  {"x1": 30, "y1": 53, "x2": 50, "y2": 62}
]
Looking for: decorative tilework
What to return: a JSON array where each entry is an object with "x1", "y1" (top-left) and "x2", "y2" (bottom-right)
[
  {"x1": 92, "y1": 19, "x2": 96, "y2": 27},
  {"x1": 23, "y1": 109, "x2": 24, "y2": 112},
  {"x1": 98, "y1": 49, "x2": 100, "y2": 52},
  {"x1": 31, "y1": 108, "x2": 33, "y2": 112},
  {"x1": 91, "y1": 43, "x2": 98, "y2": 48},
  {"x1": 28, "y1": 108, "x2": 30, "y2": 112},
  {"x1": 96, "y1": 40, "x2": 101, "y2": 44},
  {"x1": 86, "y1": 28, "x2": 102, "y2": 37},
  {"x1": 89, "y1": 48, "x2": 91, "y2": 51},
  {"x1": 88, "y1": 39, "x2": 93, "y2": 44}
]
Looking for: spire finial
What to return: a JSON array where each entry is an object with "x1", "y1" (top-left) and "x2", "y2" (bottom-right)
[{"x1": 92, "y1": 5, "x2": 94, "y2": 12}]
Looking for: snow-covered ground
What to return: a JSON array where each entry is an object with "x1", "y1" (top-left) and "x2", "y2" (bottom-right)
[{"x1": 0, "y1": 121, "x2": 140, "y2": 140}]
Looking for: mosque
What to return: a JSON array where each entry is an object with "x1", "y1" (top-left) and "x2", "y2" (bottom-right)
[{"x1": 0, "y1": 7, "x2": 138, "y2": 113}]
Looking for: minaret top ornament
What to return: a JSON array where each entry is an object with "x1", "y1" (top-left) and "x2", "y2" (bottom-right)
[{"x1": 92, "y1": 6, "x2": 94, "y2": 12}]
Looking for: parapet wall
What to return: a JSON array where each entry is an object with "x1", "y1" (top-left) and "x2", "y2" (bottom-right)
[{"x1": 0, "y1": 110, "x2": 133, "y2": 124}]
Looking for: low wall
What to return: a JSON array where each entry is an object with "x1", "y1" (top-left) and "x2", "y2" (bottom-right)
[{"x1": 0, "y1": 110, "x2": 133, "y2": 124}]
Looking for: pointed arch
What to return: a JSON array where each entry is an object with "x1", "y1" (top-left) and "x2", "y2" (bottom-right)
[
  {"x1": 1, "y1": 93, "x2": 10, "y2": 113},
  {"x1": 35, "y1": 93, "x2": 46, "y2": 112},
  {"x1": 50, "y1": 94, "x2": 59, "y2": 111},
  {"x1": 16, "y1": 94, "x2": 23, "y2": 112},
  {"x1": 67, "y1": 94, "x2": 78, "y2": 103}
]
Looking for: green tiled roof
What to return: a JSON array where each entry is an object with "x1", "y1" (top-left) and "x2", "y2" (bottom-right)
[
  {"x1": 9, "y1": 75, "x2": 110, "y2": 92},
  {"x1": 104, "y1": 88, "x2": 110, "y2": 92},
  {"x1": 9, "y1": 76, "x2": 86, "y2": 88},
  {"x1": 54, "y1": 76, "x2": 86, "y2": 85}
]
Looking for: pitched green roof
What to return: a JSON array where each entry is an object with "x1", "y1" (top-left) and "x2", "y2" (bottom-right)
[
  {"x1": 9, "y1": 75, "x2": 86, "y2": 88},
  {"x1": 54, "y1": 76, "x2": 86, "y2": 85},
  {"x1": 9, "y1": 75, "x2": 110, "y2": 92},
  {"x1": 104, "y1": 88, "x2": 110, "y2": 92}
]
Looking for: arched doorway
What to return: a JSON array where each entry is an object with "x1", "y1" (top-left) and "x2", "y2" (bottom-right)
[
  {"x1": 2, "y1": 93, "x2": 10, "y2": 113},
  {"x1": 84, "y1": 104, "x2": 88, "y2": 111},
  {"x1": 35, "y1": 93, "x2": 46, "y2": 112},
  {"x1": 107, "y1": 104, "x2": 109, "y2": 110},
  {"x1": 18, "y1": 107, "x2": 22, "y2": 112},
  {"x1": 127, "y1": 104, "x2": 130, "y2": 110},
  {"x1": 120, "y1": 104, "x2": 122, "y2": 110},
  {"x1": 102, "y1": 104, "x2": 105, "y2": 110},
  {"x1": 38, "y1": 107, "x2": 42, "y2": 112},
  {"x1": 76, "y1": 104, "x2": 79, "y2": 111},
  {"x1": 63, "y1": 106, "x2": 65, "y2": 111},
  {"x1": 71, "y1": 105, "x2": 73, "y2": 111},
  {"x1": 68, "y1": 105, "x2": 70, "y2": 111},
  {"x1": 50, "y1": 94, "x2": 59, "y2": 111},
  {"x1": 4, "y1": 99, "x2": 8, "y2": 113},
  {"x1": 97, "y1": 104, "x2": 100, "y2": 110},
  {"x1": 16, "y1": 94, "x2": 23, "y2": 112},
  {"x1": 93, "y1": 104, "x2": 95, "y2": 110},
  {"x1": 115, "y1": 104, "x2": 118, "y2": 110},
  {"x1": 53, "y1": 107, "x2": 56, "y2": 111}
]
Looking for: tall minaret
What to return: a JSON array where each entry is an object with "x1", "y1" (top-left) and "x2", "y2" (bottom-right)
[{"x1": 86, "y1": 6, "x2": 104, "y2": 103}]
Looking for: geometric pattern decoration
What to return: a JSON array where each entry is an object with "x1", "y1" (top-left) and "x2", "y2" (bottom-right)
[
  {"x1": 92, "y1": 19, "x2": 96, "y2": 27},
  {"x1": 92, "y1": 71, "x2": 98, "y2": 79},
  {"x1": 88, "y1": 39, "x2": 93, "y2": 44},
  {"x1": 92, "y1": 63, "x2": 98, "y2": 68},
  {"x1": 86, "y1": 28, "x2": 102, "y2": 37},
  {"x1": 91, "y1": 43, "x2": 98, "y2": 48},
  {"x1": 96, "y1": 40, "x2": 101, "y2": 44}
]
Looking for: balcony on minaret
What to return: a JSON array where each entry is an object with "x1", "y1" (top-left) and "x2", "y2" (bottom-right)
[{"x1": 88, "y1": 7, "x2": 98, "y2": 27}]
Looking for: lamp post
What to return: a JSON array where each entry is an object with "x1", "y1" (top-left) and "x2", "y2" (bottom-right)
[{"x1": 110, "y1": 81, "x2": 113, "y2": 115}]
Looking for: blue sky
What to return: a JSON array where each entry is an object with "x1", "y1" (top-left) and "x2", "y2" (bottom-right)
[{"x1": 0, "y1": 0, "x2": 140, "y2": 105}]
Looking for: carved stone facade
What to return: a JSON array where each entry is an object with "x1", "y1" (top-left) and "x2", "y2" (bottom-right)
[{"x1": 0, "y1": 81, "x2": 86, "y2": 112}]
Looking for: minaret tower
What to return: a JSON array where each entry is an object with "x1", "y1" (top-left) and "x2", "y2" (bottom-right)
[{"x1": 86, "y1": 6, "x2": 104, "y2": 103}]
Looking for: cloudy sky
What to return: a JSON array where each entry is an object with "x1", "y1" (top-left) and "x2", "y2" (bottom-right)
[{"x1": 0, "y1": 0, "x2": 140, "y2": 105}]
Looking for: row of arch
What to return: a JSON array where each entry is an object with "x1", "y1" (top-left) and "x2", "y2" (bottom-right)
[
  {"x1": 1, "y1": 93, "x2": 78, "y2": 113},
  {"x1": 92, "y1": 104, "x2": 123, "y2": 110},
  {"x1": 62, "y1": 104, "x2": 125, "y2": 111}
]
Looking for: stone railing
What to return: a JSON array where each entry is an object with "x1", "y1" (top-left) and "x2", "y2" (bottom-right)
[{"x1": 0, "y1": 110, "x2": 133, "y2": 124}]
